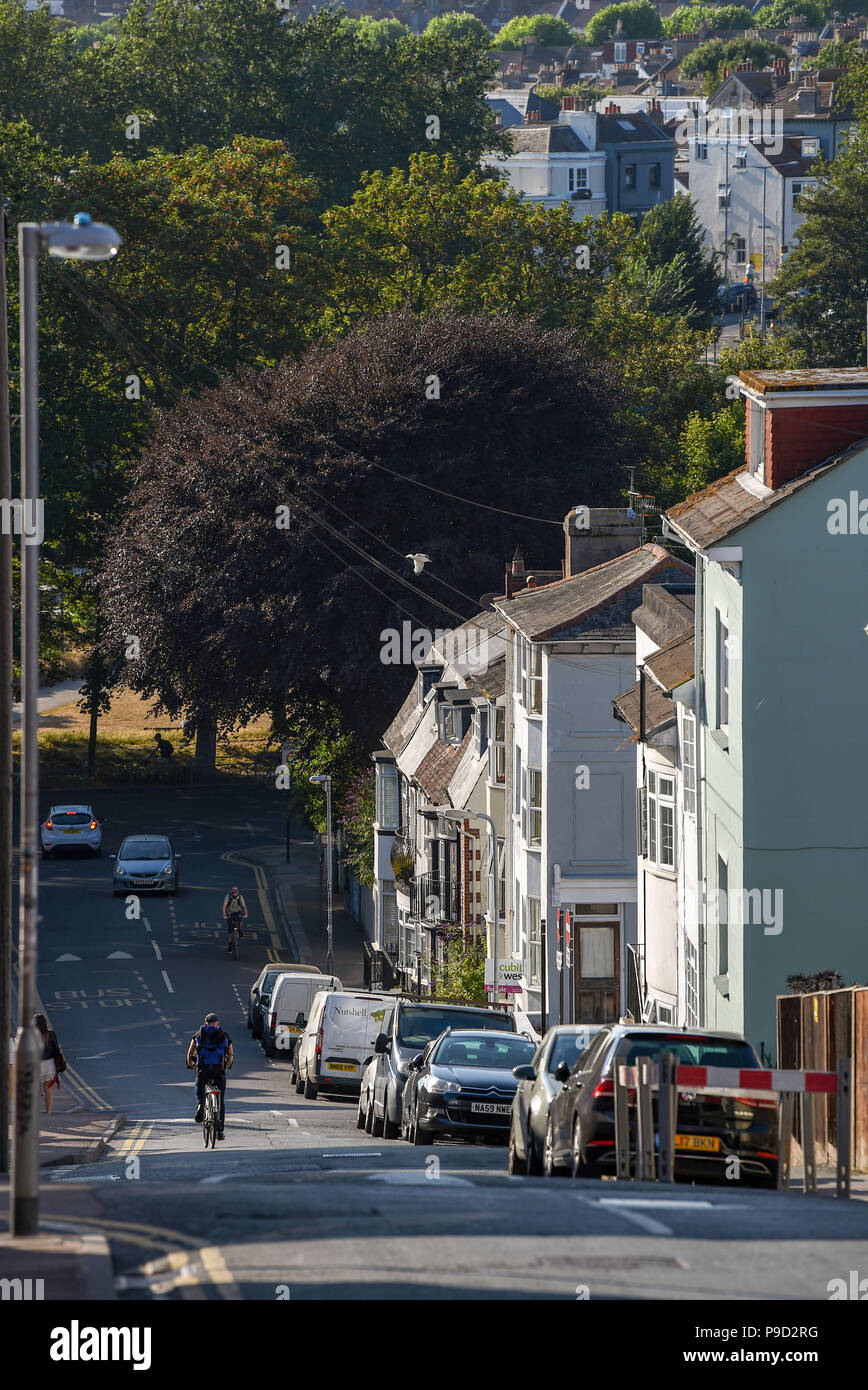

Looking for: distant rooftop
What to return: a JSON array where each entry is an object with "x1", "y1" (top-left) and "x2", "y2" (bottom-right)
[{"x1": 740, "y1": 369, "x2": 868, "y2": 395}]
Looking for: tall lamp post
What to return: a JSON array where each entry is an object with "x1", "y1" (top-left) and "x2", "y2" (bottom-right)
[
  {"x1": 12, "y1": 213, "x2": 120, "y2": 1238},
  {"x1": 437, "y1": 807, "x2": 500, "y2": 1008},
  {"x1": 309, "y1": 773, "x2": 333, "y2": 975}
]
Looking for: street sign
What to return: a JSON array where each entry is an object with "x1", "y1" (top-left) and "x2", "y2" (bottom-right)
[
  {"x1": 281, "y1": 741, "x2": 294, "y2": 765},
  {"x1": 556, "y1": 950, "x2": 563, "y2": 972}
]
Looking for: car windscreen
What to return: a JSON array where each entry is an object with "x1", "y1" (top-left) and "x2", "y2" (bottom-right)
[
  {"x1": 613, "y1": 1035, "x2": 759, "y2": 1070},
  {"x1": 398, "y1": 1008, "x2": 513, "y2": 1047},
  {"x1": 120, "y1": 839, "x2": 170, "y2": 860},
  {"x1": 52, "y1": 811, "x2": 92, "y2": 825},
  {"x1": 548, "y1": 1031, "x2": 599, "y2": 1075},
  {"x1": 434, "y1": 1035, "x2": 535, "y2": 1069}
]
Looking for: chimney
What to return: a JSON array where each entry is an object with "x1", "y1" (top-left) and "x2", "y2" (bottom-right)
[
  {"x1": 505, "y1": 547, "x2": 525, "y2": 597},
  {"x1": 563, "y1": 507, "x2": 644, "y2": 578},
  {"x1": 721, "y1": 66, "x2": 729, "y2": 78},
  {"x1": 796, "y1": 85, "x2": 817, "y2": 112},
  {"x1": 740, "y1": 370, "x2": 868, "y2": 491},
  {"x1": 562, "y1": 94, "x2": 575, "y2": 110},
  {"x1": 525, "y1": 575, "x2": 539, "y2": 589}
]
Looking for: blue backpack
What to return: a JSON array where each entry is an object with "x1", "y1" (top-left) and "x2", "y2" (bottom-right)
[{"x1": 196, "y1": 1025, "x2": 228, "y2": 1068}]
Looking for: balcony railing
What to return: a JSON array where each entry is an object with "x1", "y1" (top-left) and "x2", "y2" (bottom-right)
[{"x1": 410, "y1": 872, "x2": 459, "y2": 924}]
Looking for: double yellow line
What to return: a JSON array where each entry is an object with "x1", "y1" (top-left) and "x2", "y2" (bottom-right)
[{"x1": 117, "y1": 1120, "x2": 154, "y2": 1159}]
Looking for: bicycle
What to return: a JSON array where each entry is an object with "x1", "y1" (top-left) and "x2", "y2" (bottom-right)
[
  {"x1": 226, "y1": 912, "x2": 243, "y2": 959},
  {"x1": 202, "y1": 1076, "x2": 221, "y2": 1148}
]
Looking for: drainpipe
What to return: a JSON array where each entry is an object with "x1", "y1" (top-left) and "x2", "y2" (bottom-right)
[
  {"x1": 639, "y1": 664, "x2": 647, "y2": 1009},
  {"x1": 694, "y1": 553, "x2": 706, "y2": 1026}
]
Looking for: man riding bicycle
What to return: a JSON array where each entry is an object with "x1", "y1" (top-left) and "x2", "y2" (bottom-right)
[
  {"x1": 222, "y1": 885, "x2": 248, "y2": 953},
  {"x1": 187, "y1": 1013, "x2": 233, "y2": 1140}
]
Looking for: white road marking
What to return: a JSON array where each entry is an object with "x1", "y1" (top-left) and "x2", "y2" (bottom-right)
[
  {"x1": 201, "y1": 1174, "x2": 233, "y2": 1185},
  {"x1": 79, "y1": 1052, "x2": 115, "y2": 1060},
  {"x1": 107, "y1": 950, "x2": 133, "y2": 959},
  {"x1": 161, "y1": 970, "x2": 174, "y2": 994},
  {"x1": 55, "y1": 953, "x2": 81, "y2": 962},
  {"x1": 575, "y1": 1195, "x2": 672, "y2": 1237},
  {"x1": 322, "y1": 1152, "x2": 382, "y2": 1158},
  {"x1": 142, "y1": 916, "x2": 152, "y2": 933},
  {"x1": 600, "y1": 1198, "x2": 747, "y2": 1211},
  {"x1": 152, "y1": 940, "x2": 162, "y2": 960},
  {"x1": 368, "y1": 1172, "x2": 473, "y2": 1187}
]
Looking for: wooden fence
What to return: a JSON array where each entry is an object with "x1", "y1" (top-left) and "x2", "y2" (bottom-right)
[{"x1": 777, "y1": 986, "x2": 868, "y2": 1172}]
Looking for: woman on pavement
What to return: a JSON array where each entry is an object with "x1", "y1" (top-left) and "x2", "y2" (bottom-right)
[{"x1": 34, "y1": 1013, "x2": 65, "y2": 1115}]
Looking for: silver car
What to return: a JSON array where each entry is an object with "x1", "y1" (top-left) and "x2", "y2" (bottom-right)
[
  {"x1": 508, "y1": 1024, "x2": 601, "y2": 1175},
  {"x1": 110, "y1": 834, "x2": 180, "y2": 895}
]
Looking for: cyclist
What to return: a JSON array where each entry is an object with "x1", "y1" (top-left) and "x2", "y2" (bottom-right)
[
  {"x1": 222, "y1": 885, "x2": 248, "y2": 953},
  {"x1": 187, "y1": 1013, "x2": 233, "y2": 1140}
]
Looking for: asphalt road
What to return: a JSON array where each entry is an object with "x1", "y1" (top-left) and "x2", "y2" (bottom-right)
[{"x1": 14, "y1": 786, "x2": 868, "y2": 1301}]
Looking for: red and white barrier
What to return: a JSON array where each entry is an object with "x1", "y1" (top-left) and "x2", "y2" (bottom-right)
[{"x1": 617, "y1": 1064, "x2": 838, "y2": 1098}]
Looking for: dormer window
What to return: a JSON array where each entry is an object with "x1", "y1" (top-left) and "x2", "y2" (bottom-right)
[
  {"x1": 801, "y1": 137, "x2": 819, "y2": 158},
  {"x1": 614, "y1": 41, "x2": 627, "y2": 62},
  {"x1": 417, "y1": 666, "x2": 442, "y2": 705}
]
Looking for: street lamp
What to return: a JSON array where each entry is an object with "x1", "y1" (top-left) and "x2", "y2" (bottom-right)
[
  {"x1": 437, "y1": 806, "x2": 500, "y2": 1008},
  {"x1": 309, "y1": 774, "x2": 334, "y2": 975},
  {"x1": 12, "y1": 213, "x2": 120, "y2": 1238}
]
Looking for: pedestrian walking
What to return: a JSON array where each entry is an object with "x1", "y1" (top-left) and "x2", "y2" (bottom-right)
[{"x1": 34, "y1": 1013, "x2": 66, "y2": 1114}]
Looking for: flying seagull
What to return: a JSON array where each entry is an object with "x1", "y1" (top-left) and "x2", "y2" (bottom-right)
[{"x1": 406, "y1": 553, "x2": 432, "y2": 575}]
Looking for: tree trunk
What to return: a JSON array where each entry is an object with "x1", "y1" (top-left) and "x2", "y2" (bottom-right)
[
  {"x1": 87, "y1": 697, "x2": 98, "y2": 772},
  {"x1": 195, "y1": 713, "x2": 217, "y2": 776}
]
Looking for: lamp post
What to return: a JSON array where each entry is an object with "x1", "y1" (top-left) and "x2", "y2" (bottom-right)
[
  {"x1": 309, "y1": 773, "x2": 333, "y2": 975},
  {"x1": 438, "y1": 807, "x2": 500, "y2": 1008},
  {"x1": 12, "y1": 213, "x2": 120, "y2": 1237}
]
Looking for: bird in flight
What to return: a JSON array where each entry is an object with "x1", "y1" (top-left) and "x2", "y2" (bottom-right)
[{"x1": 406, "y1": 553, "x2": 432, "y2": 575}]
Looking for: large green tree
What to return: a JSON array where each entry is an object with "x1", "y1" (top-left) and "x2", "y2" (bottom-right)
[
  {"x1": 495, "y1": 14, "x2": 577, "y2": 47},
  {"x1": 585, "y1": 2, "x2": 664, "y2": 42},
  {"x1": 662, "y1": 5, "x2": 753, "y2": 36},
  {"x1": 681, "y1": 38, "x2": 788, "y2": 94},
  {"x1": 637, "y1": 195, "x2": 721, "y2": 329}
]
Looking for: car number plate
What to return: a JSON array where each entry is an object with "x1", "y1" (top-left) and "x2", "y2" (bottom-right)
[
  {"x1": 62, "y1": 828, "x2": 80, "y2": 835},
  {"x1": 328, "y1": 1062, "x2": 357, "y2": 1072},
  {"x1": 675, "y1": 1134, "x2": 720, "y2": 1152},
  {"x1": 470, "y1": 1102, "x2": 511, "y2": 1115}
]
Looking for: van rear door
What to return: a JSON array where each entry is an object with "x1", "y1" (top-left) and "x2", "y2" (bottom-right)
[{"x1": 322, "y1": 995, "x2": 389, "y2": 1079}]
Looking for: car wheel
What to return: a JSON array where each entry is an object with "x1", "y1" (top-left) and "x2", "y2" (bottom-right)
[
  {"x1": 543, "y1": 1118, "x2": 566, "y2": 1177},
  {"x1": 364, "y1": 1094, "x2": 375, "y2": 1133},
  {"x1": 246, "y1": 1010, "x2": 252, "y2": 1030},
  {"x1": 507, "y1": 1118, "x2": 527, "y2": 1176},
  {"x1": 294, "y1": 1070, "x2": 304, "y2": 1095},
  {"x1": 411, "y1": 1109, "x2": 431, "y2": 1146},
  {"x1": 371, "y1": 1103, "x2": 384, "y2": 1139},
  {"x1": 526, "y1": 1121, "x2": 543, "y2": 1176},
  {"x1": 382, "y1": 1103, "x2": 399, "y2": 1141},
  {"x1": 303, "y1": 1075, "x2": 318, "y2": 1100},
  {"x1": 356, "y1": 1094, "x2": 367, "y2": 1130},
  {"x1": 570, "y1": 1119, "x2": 596, "y2": 1179}
]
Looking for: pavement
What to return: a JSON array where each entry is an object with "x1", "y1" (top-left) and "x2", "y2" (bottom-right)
[{"x1": 12, "y1": 676, "x2": 82, "y2": 727}]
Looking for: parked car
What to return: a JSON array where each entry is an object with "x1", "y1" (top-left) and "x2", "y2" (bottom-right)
[
  {"x1": 358, "y1": 1054, "x2": 377, "y2": 1131},
  {"x1": 367, "y1": 1000, "x2": 515, "y2": 1140},
  {"x1": 508, "y1": 1024, "x2": 602, "y2": 1175},
  {"x1": 110, "y1": 835, "x2": 180, "y2": 895},
  {"x1": 401, "y1": 1029, "x2": 535, "y2": 1147},
  {"x1": 543, "y1": 1024, "x2": 779, "y2": 1185},
  {"x1": 295, "y1": 990, "x2": 393, "y2": 1099},
  {"x1": 247, "y1": 962, "x2": 321, "y2": 1040},
  {"x1": 263, "y1": 971, "x2": 341, "y2": 1058},
  {"x1": 42, "y1": 804, "x2": 103, "y2": 858}
]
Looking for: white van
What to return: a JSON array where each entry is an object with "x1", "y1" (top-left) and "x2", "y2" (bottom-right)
[
  {"x1": 295, "y1": 990, "x2": 393, "y2": 1098},
  {"x1": 264, "y1": 972, "x2": 341, "y2": 1058}
]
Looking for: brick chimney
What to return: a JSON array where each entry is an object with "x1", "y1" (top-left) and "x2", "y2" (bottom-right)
[
  {"x1": 739, "y1": 370, "x2": 868, "y2": 490},
  {"x1": 563, "y1": 507, "x2": 644, "y2": 577}
]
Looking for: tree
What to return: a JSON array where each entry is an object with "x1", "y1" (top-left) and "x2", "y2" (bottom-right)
[
  {"x1": 637, "y1": 195, "x2": 721, "y2": 329},
  {"x1": 98, "y1": 310, "x2": 626, "y2": 751},
  {"x1": 585, "y1": 2, "x2": 664, "y2": 42},
  {"x1": 753, "y1": 0, "x2": 828, "y2": 27},
  {"x1": 663, "y1": 5, "x2": 753, "y2": 37},
  {"x1": 680, "y1": 37, "x2": 789, "y2": 94},
  {"x1": 433, "y1": 927, "x2": 486, "y2": 1004},
  {"x1": 495, "y1": 13, "x2": 578, "y2": 47},
  {"x1": 426, "y1": 12, "x2": 490, "y2": 43},
  {"x1": 772, "y1": 132, "x2": 868, "y2": 364},
  {"x1": 801, "y1": 39, "x2": 865, "y2": 71},
  {"x1": 535, "y1": 80, "x2": 613, "y2": 106}
]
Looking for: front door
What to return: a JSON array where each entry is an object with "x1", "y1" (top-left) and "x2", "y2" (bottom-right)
[{"x1": 575, "y1": 922, "x2": 620, "y2": 1023}]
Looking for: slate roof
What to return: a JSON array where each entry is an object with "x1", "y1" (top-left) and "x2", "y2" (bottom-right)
[
  {"x1": 665, "y1": 438, "x2": 868, "y2": 550},
  {"x1": 508, "y1": 123, "x2": 589, "y2": 154},
  {"x1": 612, "y1": 676, "x2": 675, "y2": 739},
  {"x1": 597, "y1": 111, "x2": 674, "y2": 144},
  {"x1": 383, "y1": 684, "x2": 422, "y2": 757},
  {"x1": 760, "y1": 135, "x2": 820, "y2": 175},
  {"x1": 631, "y1": 583, "x2": 695, "y2": 648},
  {"x1": 414, "y1": 726, "x2": 472, "y2": 806},
  {"x1": 464, "y1": 655, "x2": 507, "y2": 701},
  {"x1": 494, "y1": 544, "x2": 692, "y2": 641},
  {"x1": 645, "y1": 631, "x2": 695, "y2": 694}
]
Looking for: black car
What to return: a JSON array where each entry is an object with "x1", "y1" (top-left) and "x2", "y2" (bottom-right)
[
  {"x1": 401, "y1": 1029, "x2": 535, "y2": 1147},
  {"x1": 544, "y1": 1025, "x2": 779, "y2": 1186},
  {"x1": 368, "y1": 999, "x2": 516, "y2": 1140}
]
